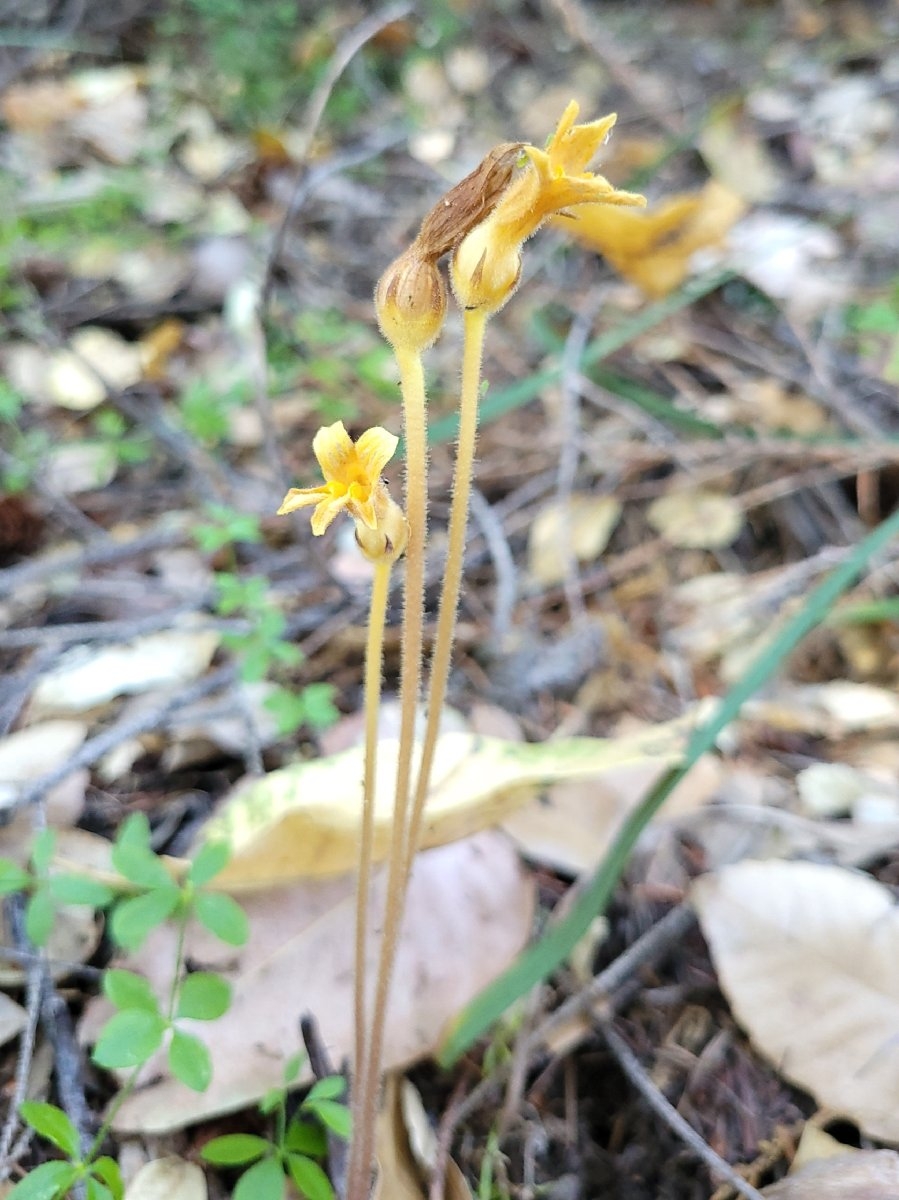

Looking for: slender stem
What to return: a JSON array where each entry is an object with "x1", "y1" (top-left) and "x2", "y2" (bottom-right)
[
  {"x1": 347, "y1": 346, "x2": 428, "y2": 1200},
  {"x1": 350, "y1": 558, "x2": 391, "y2": 1180},
  {"x1": 405, "y1": 308, "x2": 488, "y2": 876}
]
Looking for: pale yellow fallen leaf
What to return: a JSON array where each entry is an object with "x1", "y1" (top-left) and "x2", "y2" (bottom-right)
[
  {"x1": 203, "y1": 720, "x2": 692, "y2": 890},
  {"x1": 744, "y1": 682, "x2": 899, "y2": 738},
  {"x1": 29, "y1": 627, "x2": 220, "y2": 717},
  {"x1": 123, "y1": 1157, "x2": 206, "y2": 1200},
  {"x1": 693, "y1": 861, "x2": 899, "y2": 1142},
  {"x1": 796, "y1": 762, "x2": 899, "y2": 820},
  {"x1": 791, "y1": 1123, "x2": 856, "y2": 1172},
  {"x1": 0, "y1": 719, "x2": 88, "y2": 829},
  {"x1": 47, "y1": 443, "x2": 118, "y2": 495},
  {"x1": 46, "y1": 328, "x2": 143, "y2": 411},
  {"x1": 83, "y1": 831, "x2": 534, "y2": 1134},
  {"x1": 0, "y1": 993, "x2": 27, "y2": 1049},
  {"x1": 527, "y1": 494, "x2": 622, "y2": 586},
  {"x1": 763, "y1": 1150, "x2": 899, "y2": 1198},
  {"x1": 557, "y1": 180, "x2": 745, "y2": 298},
  {"x1": 647, "y1": 488, "x2": 743, "y2": 549},
  {"x1": 699, "y1": 101, "x2": 780, "y2": 203}
]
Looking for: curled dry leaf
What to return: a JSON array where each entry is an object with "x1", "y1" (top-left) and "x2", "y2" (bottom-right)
[
  {"x1": 762, "y1": 1150, "x2": 899, "y2": 1198},
  {"x1": 123, "y1": 1157, "x2": 207, "y2": 1200},
  {"x1": 83, "y1": 832, "x2": 534, "y2": 1134},
  {"x1": 527, "y1": 494, "x2": 622, "y2": 586},
  {"x1": 646, "y1": 488, "x2": 743, "y2": 550},
  {"x1": 202, "y1": 720, "x2": 691, "y2": 890},
  {"x1": 374, "y1": 1075, "x2": 473, "y2": 1200},
  {"x1": 692, "y1": 860, "x2": 899, "y2": 1142}
]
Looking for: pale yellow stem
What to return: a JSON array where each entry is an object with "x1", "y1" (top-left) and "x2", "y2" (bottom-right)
[
  {"x1": 347, "y1": 346, "x2": 428, "y2": 1200},
  {"x1": 405, "y1": 308, "x2": 488, "y2": 876},
  {"x1": 350, "y1": 557, "x2": 390, "y2": 1179}
]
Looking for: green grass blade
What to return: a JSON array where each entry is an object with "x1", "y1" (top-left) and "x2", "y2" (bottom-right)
[{"x1": 438, "y1": 503, "x2": 899, "y2": 1065}]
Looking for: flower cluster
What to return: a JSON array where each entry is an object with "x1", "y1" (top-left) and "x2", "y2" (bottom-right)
[{"x1": 280, "y1": 100, "x2": 644, "y2": 553}]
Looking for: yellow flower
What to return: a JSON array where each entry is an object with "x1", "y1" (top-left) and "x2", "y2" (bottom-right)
[
  {"x1": 277, "y1": 421, "x2": 398, "y2": 535},
  {"x1": 555, "y1": 180, "x2": 746, "y2": 298},
  {"x1": 452, "y1": 101, "x2": 646, "y2": 313}
]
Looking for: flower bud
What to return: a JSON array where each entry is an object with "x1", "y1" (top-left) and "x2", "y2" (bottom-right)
[
  {"x1": 375, "y1": 250, "x2": 447, "y2": 353},
  {"x1": 354, "y1": 489, "x2": 409, "y2": 565},
  {"x1": 450, "y1": 220, "x2": 522, "y2": 314}
]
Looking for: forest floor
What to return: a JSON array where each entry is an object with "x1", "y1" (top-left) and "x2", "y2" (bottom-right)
[{"x1": 2, "y1": 1, "x2": 899, "y2": 1198}]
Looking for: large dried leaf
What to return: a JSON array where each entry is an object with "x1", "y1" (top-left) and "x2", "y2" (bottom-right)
[
  {"x1": 83, "y1": 831, "x2": 534, "y2": 1134},
  {"x1": 203, "y1": 721, "x2": 691, "y2": 890},
  {"x1": 501, "y1": 754, "x2": 723, "y2": 875},
  {"x1": 762, "y1": 1150, "x2": 899, "y2": 1198},
  {"x1": 693, "y1": 861, "x2": 899, "y2": 1142}
]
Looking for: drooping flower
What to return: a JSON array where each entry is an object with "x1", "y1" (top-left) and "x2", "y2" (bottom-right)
[
  {"x1": 452, "y1": 101, "x2": 646, "y2": 313},
  {"x1": 277, "y1": 421, "x2": 399, "y2": 535},
  {"x1": 555, "y1": 180, "x2": 746, "y2": 298}
]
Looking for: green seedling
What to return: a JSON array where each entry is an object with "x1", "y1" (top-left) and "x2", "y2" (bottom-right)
[
  {"x1": 201, "y1": 1053, "x2": 349, "y2": 1200},
  {"x1": 9, "y1": 1102, "x2": 123, "y2": 1200}
]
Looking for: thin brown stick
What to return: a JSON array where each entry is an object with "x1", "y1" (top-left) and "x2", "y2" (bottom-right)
[{"x1": 600, "y1": 1023, "x2": 766, "y2": 1200}]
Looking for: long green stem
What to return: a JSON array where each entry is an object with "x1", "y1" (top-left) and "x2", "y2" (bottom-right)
[
  {"x1": 348, "y1": 346, "x2": 428, "y2": 1200},
  {"x1": 405, "y1": 308, "x2": 488, "y2": 877},
  {"x1": 350, "y1": 558, "x2": 391, "y2": 1182}
]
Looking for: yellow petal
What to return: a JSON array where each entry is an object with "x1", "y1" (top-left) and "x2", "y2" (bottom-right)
[
  {"x1": 348, "y1": 492, "x2": 378, "y2": 531},
  {"x1": 354, "y1": 426, "x2": 398, "y2": 483},
  {"x1": 550, "y1": 106, "x2": 618, "y2": 174},
  {"x1": 310, "y1": 494, "x2": 348, "y2": 535},
  {"x1": 277, "y1": 485, "x2": 328, "y2": 516},
  {"x1": 312, "y1": 421, "x2": 355, "y2": 483}
]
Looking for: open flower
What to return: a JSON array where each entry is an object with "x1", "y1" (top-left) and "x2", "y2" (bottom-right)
[
  {"x1": 277, "y1": 421, "x2": 398, "y2": 535},
  {"x1": 452, "y1": 101, "x2": 646, "y2": 312}
]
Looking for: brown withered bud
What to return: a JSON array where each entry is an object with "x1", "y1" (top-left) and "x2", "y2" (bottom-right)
[
  {"x1": 413, "y1": 142, "x2": 524, "y2": 263},
  {"x1": 375, "y1": 249, "x2": 448, "y2": 353}
]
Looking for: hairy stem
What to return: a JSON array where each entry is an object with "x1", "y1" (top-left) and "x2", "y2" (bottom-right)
[
  {"x1": 350, "y1": 558, "x2": 391, "y2": 1180},
  {"x1": 405, "y1": 308, "x2": 488, "y2": 876},
  {"x1": 348, "y1": 347, "x2": 428, "y2": 1200}
]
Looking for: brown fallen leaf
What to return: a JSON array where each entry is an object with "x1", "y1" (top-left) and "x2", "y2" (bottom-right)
[
  {"x1": 693, "y1": 861, "x2": 899, "y2": 1143},
  {"x1": 557, "y1": 180, "x2": 745, "y2": 298},
  {"x1": 501, "y1": 753, "x2": 724, "y2": 876},
  {"x1": 374, "y1": 1075, "x2": 472, "y2": 1200},
  {"x1": 81, "y1": 831, "x2": 534, "y2": 1134},
  {"x1": 762, "y1": 1150, "x2": 899, "y2": 1198}
]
